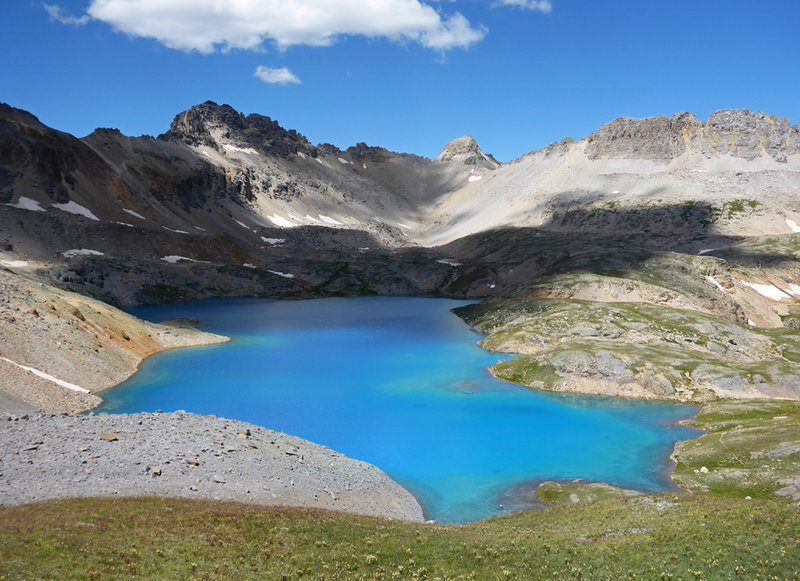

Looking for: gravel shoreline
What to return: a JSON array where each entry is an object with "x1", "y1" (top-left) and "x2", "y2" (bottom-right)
[{"x1": 0, "y1": 411, "x2": 424, "y2": 522}]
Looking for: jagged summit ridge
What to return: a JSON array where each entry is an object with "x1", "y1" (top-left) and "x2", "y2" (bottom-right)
[
  {"x1": 585, "y1": 109, "x2": 800, "y2": 163},
  {"x1": 163, "y1": 101, "x2": 316, "y2": 158}
]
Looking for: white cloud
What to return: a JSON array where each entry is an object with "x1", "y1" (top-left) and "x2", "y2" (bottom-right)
[
  {"x1": 420, "y1": 13, "x2": 486, "y2": 50},
  {"x1": 254, "y1": 66, "x2": 302, "y2": 85},
  {"x1": 494, "y1": 0, "x2": 553, "y2": 13},
  {"x1": 77, "y1": 0, "x2": 485, "y2": 53},
  {"x1": 43, "y1": 3, "x2": 90, "y2": 26}
]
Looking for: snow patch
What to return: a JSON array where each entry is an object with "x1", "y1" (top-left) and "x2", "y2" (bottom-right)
[
  {"x1": 162, "y1": 226, "x2": 189, "y2": 234},
  {"x1": 194, "y1": 226, "x2": 206, "y2": 231},
  {"x1": 223, "y1": 143, "x2": 258, "y2": 155},
  {"x1": 234, "y1": 219, "x2": 252, "y2": 230},
  {"x1": 468, "y1": 174, "x2": 483, "y2": 182},
  {"x1": 201, "y1": 151, "x2": 212, "y2": 157},
  {"x1": 705, "y1": 276, "x2": 725, "y2": 291},
  {"x1": 786, "y1": 219, "x2": 800, "y2": 233},
  {"x1": 122, "y1": 208, "x2": 146, "y2": 220},
  {"x1": 397, "y1": 223, "x2": 410, "y2": 229},
  {"x1": 338, "y1": 157, "x2": 352, "y2": 165},
  {"x1": 268, "y1": 214, "x2": 297, "y2": 228},
  {"x1": 698, "y1": 248, "x2": 716, "y2": 255},
  {"x1": 304, "y1": 214, "x2": 322, "y2": 224},
  {"x1": 362, "y1": 163, "x2": 367, "y2": 169},
  {"x1": 318, "y1": 214, "x2": 343, "y2": 225},
  {"x1": 114, "y1": 221, "x2": 134, "y2": 228},
  {"x1": 436, "y1": 259, "x2": 462, "y2": 267},
  {"x1": 260, "y1": 237, "x2": 285, "y2": 245},
  {"x1": 789, "y1": 284, "x2": 800, "y2": 296},
  {"x1": 63, "y1": 249, "x2": 104, "y2": 258},
  {"x1": 243, "y1": 263, "x2": 256, "y2": 269},
  {"x1": 268, "y1": 270, "x2": 295, "y2": 279},
  {"x1": 740, "y1": 280, "x2": 792, "y2": 301},
  {"x1": 611, "y1": 190, "x2": 621, "y2": 194},
  {"x1": 297, "y1": 151, "x2": 306, "y2": 159},
  {"x1": 52, "y1": 201, "x2": 99, "y2": 221},
  {"x1": 0, "y1": 357, "x2": 90, "y2": 393},
  {"x1": 0, "y1": 260, "x2": 30, "y2": 268},
  {"x1": 748, "y1": 319, "x2": 756, "y2": 326},
  {"x1": 161, "y1": 255, "x2": 209, "y2": 264},
  {"x1": 7, "y1": 197, "x2": 45, "y2": 212}
]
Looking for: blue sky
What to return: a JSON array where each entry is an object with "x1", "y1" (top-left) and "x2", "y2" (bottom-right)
[{"x1": 2, "y1": 0, "x2": 799, "y2": 161}]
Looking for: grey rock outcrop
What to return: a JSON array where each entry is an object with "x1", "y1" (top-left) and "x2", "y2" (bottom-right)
[
  {"x1": 435, "y1": 136, "x2": 499, "y2": 169},
  {"x1": 585, "y1": 109, "x2": 800, "y2": 163},
  {"x1": 163, "y1": 101, "x2": 316, "y2": 159}
]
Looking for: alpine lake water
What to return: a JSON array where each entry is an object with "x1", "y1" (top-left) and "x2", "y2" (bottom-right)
[{"x1": 97, "y1": 297, "x2": 701, "y2": 524}]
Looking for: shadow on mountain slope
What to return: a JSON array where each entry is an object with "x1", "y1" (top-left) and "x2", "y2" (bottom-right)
[{"x1": 433, "y1": 200, "x2": 800, "y2": 318}]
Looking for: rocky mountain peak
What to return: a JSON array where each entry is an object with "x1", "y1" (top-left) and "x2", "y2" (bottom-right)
[
  {"x1": 346, "y1": 142, "x2": 394, "y2": 163},
  {"x1": 0, "y1": 103, "x2": 48, "y2": 130},
  {"x1": 585, "y1": 109, "x2": 800, "y2": 163},
  {"x1": 163, "y1": 101, "x2": 244, "y2": 147},
  {"x1": 162, "y1": 101, "x2": 315, "y2": 158},
  {"x1": 435, "y1": 136, "x2": 499, "y2": 169}
]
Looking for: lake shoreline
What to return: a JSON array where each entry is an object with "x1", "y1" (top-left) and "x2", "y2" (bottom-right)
[{"x1": 1, "y1": 296, "x2": 714, "y2": 523}]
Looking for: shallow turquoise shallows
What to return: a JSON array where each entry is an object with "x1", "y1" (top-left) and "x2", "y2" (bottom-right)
[{"x1": 98, "y1": 297, "x2": 700, "y2": 523}]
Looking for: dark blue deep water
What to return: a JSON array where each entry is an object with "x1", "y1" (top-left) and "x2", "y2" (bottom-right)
[{"x1": 97, "y1": 297, "x2": 700, "y2": 523}]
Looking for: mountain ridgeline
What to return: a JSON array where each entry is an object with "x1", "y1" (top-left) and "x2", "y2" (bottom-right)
[{"x1": 2, "y1": 101, "x2": 800, "y2": 406}]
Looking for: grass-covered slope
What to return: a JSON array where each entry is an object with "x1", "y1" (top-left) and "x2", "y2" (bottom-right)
[
  {"x1": 674, "y1": 399, "x2": 800, "y2": 499},
  {"x1": 1, "y1": 495, "x2": 798, "y2": 580}
]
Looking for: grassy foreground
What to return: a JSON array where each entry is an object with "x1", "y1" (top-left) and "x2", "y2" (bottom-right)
[
  {"x1": 1, "y1": 494, "x2": 798, "y2": 580},
  {"x1": 3, "y1": 402, "x2": 799, "y2": 579}
]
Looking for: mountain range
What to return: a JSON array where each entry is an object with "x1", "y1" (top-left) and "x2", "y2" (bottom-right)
[{"x1": 2, "y1": 101, "x2": 800, "y2": 411}]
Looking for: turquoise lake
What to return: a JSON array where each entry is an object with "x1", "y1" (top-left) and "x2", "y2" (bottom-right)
[{"x1": 97, "y1": 297, "x2": 701, "y2": 523}]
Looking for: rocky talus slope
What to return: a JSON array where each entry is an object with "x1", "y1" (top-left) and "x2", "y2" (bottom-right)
[{"x1": 0, "y1": 411, "x2": 424, "y2": 522}]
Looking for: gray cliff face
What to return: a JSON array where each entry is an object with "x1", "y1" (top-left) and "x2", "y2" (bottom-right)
[{"x1": 585, "y1": 109, "x2": 800, "y2": 163}]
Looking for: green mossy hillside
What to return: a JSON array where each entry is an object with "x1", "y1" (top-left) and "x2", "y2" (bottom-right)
[
  {"x1": 674, "y1": 399, "x2": 800, "y2": 499},
  {"x1": 1, "y1": 495, "x2": 798, "y2": 580},
  {"x1": 457, "y1": 299, "x2": 800, "y2": 401}
]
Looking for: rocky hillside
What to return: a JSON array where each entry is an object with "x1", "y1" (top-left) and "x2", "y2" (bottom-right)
[
  {"x1": 2, "y1": 102, "x2": 800, "y2": 404},
  {"x1": 584, "y1": 110, "x2": 800, "y2": 163},
  {"x1": 0, "y1": 268, "x2": 227, "y2": 413}
]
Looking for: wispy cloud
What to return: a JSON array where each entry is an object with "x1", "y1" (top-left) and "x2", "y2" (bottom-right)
[
  {"x1": 254, "y1": 66, "x2": 302, "y2": 86},
  {"x1": 77, "y1": 0, "x2": 486, "y2": 53},
  {"x1": 494, "y1": 0, "x2": 553, "y2": 14},
  {"x1": 43, "y1": 4, "x2": 90, "y2": 26},
  {"x1": 420, "y1": 13, "x2": 487, "y2": 50}
]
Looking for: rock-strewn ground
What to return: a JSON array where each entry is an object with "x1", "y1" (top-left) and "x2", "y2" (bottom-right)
[{"x1": 0, "y1": 411, "x2": 424, "y2": 522}]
